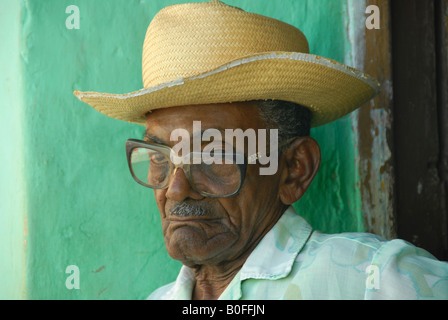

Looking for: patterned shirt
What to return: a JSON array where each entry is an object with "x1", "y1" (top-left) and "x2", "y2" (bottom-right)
[{"x1": 148, "y1": 207, "x2": 448, "y2": 300}]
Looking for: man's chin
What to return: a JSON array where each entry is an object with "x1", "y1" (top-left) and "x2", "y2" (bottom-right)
[{"x1": 164, "y1": 224, "x2": 237, "y2": 266}]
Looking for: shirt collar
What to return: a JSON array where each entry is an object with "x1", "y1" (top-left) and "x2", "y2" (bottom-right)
[
  {"x1": 167, "y1": 206, "x2": 313, "y2": 300},
  {"x1": 238, "y1": 206, "x2": 313, "y2": 282},
  {"x1": 165, "y1": 265, "x2": 195, "y2": 300}
]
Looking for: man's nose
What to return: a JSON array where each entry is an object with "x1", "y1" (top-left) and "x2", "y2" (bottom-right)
[{"x1": 165, "y1": 167, "x2": 204, "y2": 201}]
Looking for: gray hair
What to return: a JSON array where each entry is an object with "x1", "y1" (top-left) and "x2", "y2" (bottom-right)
[{"x1": 256, "y1": 100, "x2": 312, "y2": 151}]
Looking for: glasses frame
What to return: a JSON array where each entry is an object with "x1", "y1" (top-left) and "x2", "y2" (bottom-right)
[
  {"x1": 125, "y1": 137, "x2": 298, "y2": 198},
  {"x1": 125, "y1": 139, "x2": 248, "y2": 198}
]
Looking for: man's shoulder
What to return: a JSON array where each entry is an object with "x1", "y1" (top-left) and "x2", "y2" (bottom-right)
[
  {"x1": 308, "y1": 229, "x2": 387, "y2": 248},
  {"x1": 302, "y1": 229, "x2": 387, "y2": 262},
  {"x1": 296, "y1": 230, "x2": 448, "y2": 299},
  {"x1": 146, "y1": 281, "x2": 176, "y2": 300},
  {"x1": 294, "y1": 230, "x2": 387, "y2": 279},
  {"x1": 302, "y1": 229, "x2": 444, "y2": 269}
]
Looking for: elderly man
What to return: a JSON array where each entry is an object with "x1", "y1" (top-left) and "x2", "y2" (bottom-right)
[{"x1": 75, "y1": 0, "x2": 448, "y2": 299}]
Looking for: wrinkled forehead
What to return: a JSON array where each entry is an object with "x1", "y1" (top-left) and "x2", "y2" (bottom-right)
[{"x1": 144, "y1": 102, "x2": 265, "y2": 144}]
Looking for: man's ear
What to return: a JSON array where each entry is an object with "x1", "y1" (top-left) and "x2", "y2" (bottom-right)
[{"x1": 279, "y1": 137, "x2": 321, "y2": 205}]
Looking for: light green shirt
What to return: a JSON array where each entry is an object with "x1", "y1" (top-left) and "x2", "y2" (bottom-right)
[{"x1": 148, "y1": 207, "x2": 448, "y2": 300}]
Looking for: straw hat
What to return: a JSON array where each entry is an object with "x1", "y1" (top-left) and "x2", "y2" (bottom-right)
[{"x1": 74, "y1": 0, "x2": 380, "y2": 127}]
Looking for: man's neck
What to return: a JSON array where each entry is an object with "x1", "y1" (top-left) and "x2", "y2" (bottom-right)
[
  {"x1": 190, "y1": 221, "x2": 274, "y2": 300},
  {"x1": 192, "y1": 263, "x2": 243, "y2": 300}
]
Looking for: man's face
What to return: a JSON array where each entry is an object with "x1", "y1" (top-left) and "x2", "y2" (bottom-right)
[{"x1": 145, "y1": 103, "x2": 287, "y2": 268}]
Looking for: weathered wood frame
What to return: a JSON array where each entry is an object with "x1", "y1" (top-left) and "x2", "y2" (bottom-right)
[{"x1": 349, "y1": 0, "x2": 448, "y2": 260}]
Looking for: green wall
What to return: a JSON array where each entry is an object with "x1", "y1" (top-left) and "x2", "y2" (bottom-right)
[
  {"x1": 0, "y1": 0, "x2": 363, "y2": 299},
  {"x1": 0, "y1": 0, "x2": 27, "y2": 300}
]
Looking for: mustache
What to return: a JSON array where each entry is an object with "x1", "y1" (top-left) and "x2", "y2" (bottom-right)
[{"x1": 169, "y1": 200, "x2": 213, "y2": 217}]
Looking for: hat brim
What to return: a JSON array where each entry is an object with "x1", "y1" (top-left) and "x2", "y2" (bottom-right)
[{"x1": 74, "y1": 52, "x2": 380, "y2": 127}]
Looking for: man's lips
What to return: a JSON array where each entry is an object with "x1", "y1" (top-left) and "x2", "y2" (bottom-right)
[
  {"x1": 167, "y1": 216, "x2": 221, "y2": 223},
  {"x1": 166, "y1": 216, "x2": 224, "y2": 230}
]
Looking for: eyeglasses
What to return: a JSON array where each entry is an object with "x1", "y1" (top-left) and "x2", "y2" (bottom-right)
[{"x1": 125, "y1": 137, "x2": 296, "y2": 198}]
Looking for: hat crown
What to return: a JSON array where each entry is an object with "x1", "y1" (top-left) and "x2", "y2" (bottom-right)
[{"x1": 142, "y1": 0, "x2": 309, "y2": 88}]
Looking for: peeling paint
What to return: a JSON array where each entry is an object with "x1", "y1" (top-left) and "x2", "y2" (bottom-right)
[
  {"x1": 92, "y1": 266, "x2": 105, "y2": 274},
  {"x1": 345, "y1": 0, "x2": 396, "y2": 240}
]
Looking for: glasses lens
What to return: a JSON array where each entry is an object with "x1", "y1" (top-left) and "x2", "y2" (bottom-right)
[
  {"x1": 190, "y1": 153, "x2": 242, "y2": 197},
  {"x1": 130, "y1": 148, "x2": 170, "y2": 188}
]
